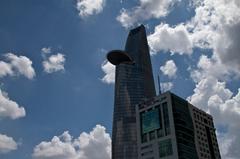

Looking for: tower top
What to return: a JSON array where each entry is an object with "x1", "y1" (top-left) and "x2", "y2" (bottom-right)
[
  {"x1": 107, "y1": 24, "x2": 146, "y2": 65},
  {"x1": 129, "y1": 24, "x2": 145, "y2": 36}
]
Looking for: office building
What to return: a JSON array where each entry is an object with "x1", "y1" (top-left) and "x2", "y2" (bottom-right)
[
  {"x1": 136, "y1": 91, "x2": 221, "y2": 159},
  {"x1": 107, "y1": 25, "x2": 156, "y2": 158},
  {"x1": 189, "y1": 104, "x2": 221, "y2": 159}
]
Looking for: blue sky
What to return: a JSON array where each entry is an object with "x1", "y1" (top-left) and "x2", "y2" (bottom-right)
[{"x1": 0, "y1": 0, "x2": 240, "y2": 159}]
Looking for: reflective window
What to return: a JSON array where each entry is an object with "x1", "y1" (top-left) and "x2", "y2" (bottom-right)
[
  {"x1": 141, "y1": 109, "x2": 161, "y2": 134},
  {"x1": 158, "y1": 139, "x2": 173, "y2": 158},
  {"x1": 162, "y1": 102, "x2": 170, "y2": 135}
]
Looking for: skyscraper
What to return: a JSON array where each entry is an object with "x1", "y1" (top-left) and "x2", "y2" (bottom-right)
[{"x1": 107, "y1": 25, "x2": 156, "y2": 159}]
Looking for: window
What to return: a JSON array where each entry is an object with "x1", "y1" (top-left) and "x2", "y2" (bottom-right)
[
  {"x1": 162, "y1": 102, "x2": 170, "y2": 135},
  {"x1": 149, "y1": 131, "x2": 155, "y2": 140},
  {"x1": 157, "y1": 129, "x2": 164, "y2": 138},
  {"x1": 158, "y1": 139, "x2": 173, "y2": 158},
  {"x1": 141, "y1": 150, "x2": 153, "y2": 156},
  {"x1": 141, "y1": 109, "x2": 161, "y2": 134},
  {"x1": 141, "y1": 134, "x2": 147, "y2": 143},
  {"x1": 141, "y1": 144, "x2": 152, "y2": 150}
]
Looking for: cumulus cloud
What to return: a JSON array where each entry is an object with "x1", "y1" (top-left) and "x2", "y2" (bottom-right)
[
  {"x1": 185, "y1": 0, "x2": 240, "y2": 107},
  {"x1": 188, "y1": 54, "x2": 240, "y2": 158},
  {"x1": 189, "y1": 0, "x2": 240, "y2": 74},
  {"x1": 160, "y1": 60, "x2": 177, "y2": 78},
  {"x1": 188, "y1": 76, "x2": 232, "y2": 111},
  {"x1": 117, "y1": 0, "x2": 179, "y2": 28},
  {"x1": 32, "y1": 125, "x2": 111, "y2": 159},
  {"x1": 76, "y1": 0, "x2": 105, "y2": 18},
  {"x1": 5, "y1": 53, "x2": 36, "y2": 79},
  {"x1": 161, "y1": 82, "x2": 173, "y2": 92},
  {"x1": 187, "y1": 47, "x2": 240, "y2": 159},
  {"x1": 148, "y1": 23, "x2": 192, "y2": 55},
  {"x1": 0, "y1": 53, "x2": 35, "y2": 79},
  {"x1": 0, "y1": 61, "x2": 13, "y2": 77},
  {"x1": 0, "y1": 89, "x2": 26, "y2": 119},
  {"x1": 215, "y1": 22, "x2": 240, "y2": 71},
  {"x1": 188, "y1": 76, "x2": 240, "y2": 158},
  {"x1": 214, "y1": 89, "x2": 240, "y2": 158},
  {"x1": 147, "y1": 0, "x2": 240, "y2": 74},
  {"x1": 43, "y1": 53, "x2": 66, "y2": 73},
  {"x1": 0, "y1": 134, "x2": 18, "y2": 154},
  {"x1": 101, "y1": 61, "x2": 115, "y2": 84},
  {"x1": 190, "y1": 55, "x2": 235, "y2": 83},
  {"x1": 41, "y1": 47, "x2": 51, "y2": 54}
]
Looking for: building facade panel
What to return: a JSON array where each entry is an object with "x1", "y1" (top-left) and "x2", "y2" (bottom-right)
[
  {"x1": 136, "y1": 92, "x2": 179, "y2": 159},
  {"x1": 171, "y1": 94, "x2": 199, "y2": 159},
  {"x1": 189, "y1": 104, "x2": 221, "y2": 159},
  {"x1": 136, "y1": 92, "x2": 221, "y2": 159}
]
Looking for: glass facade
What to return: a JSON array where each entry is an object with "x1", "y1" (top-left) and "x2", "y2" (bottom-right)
[
  {"x1": 158, "y1": 139, "x2": 173, "y2": 158},
  {"x1": 111, "y1": 25, "x2": 156, "y2": 159},
  {"x1": 162, "y1": 102, "x2": 170, "y2": 135},
  {"x1": 141, "y1": 109, "x2": 161, "y2": 134},
  {"x1": 140, "y1": 102, "x2": 171, "y2": 145},
  {"x1": 171, "y1": 94, "x2": 199, "y2": 159}
]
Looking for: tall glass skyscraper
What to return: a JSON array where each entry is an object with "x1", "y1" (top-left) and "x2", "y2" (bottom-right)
[{"x1": 107, "y1": 25, "x2": 156, "y2": 159}]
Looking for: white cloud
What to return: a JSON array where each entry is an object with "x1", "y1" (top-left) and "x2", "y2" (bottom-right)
[
  {"x1": 190, "y1": 55, "x2": 234, "y2": 83},
  {"x1": 214, "y1": 89, "x2": 240, "y2": 158},
  {"x1": 0, "y1": 88, "x2": 26, "y2": 119},
  {"x1": 101, "y1": 61, "x2": 115, "y2": 84},
  {"x1": 117, "y1": 0, "x2": 179, "y2": 28},
  {"x1": 0, "y1": 134, "x2": 18, "y2": 154},
  {"x1": 5, "y1": 53, "x2": 36, "y2": 79},
  {"x1": 147, "y1": 0, "x2": 240, "y2": 75},
  {"x1": 41, "y1": 47, "x2": 51, "y2": 54},
  {"x1": 215, "y1": 22, "x2": 240, "y2": 71},
  {"x1": 188, "y1": 0, "x2": 240, "y2": 73},
  {"x1": 161, "y1": 82, "x2": 173, "y2": 92},
  {"x1": 187, "y1": 54, "x2": 240, "y2": 158},
  {"x1": 187, "y1": 53, "x2": 240, "y2": 159},
  {"x1": 185, "y1": 0, "x2": 240, "y2": 108},
  {"x1": 148, "y1": 23, "x2": 192, "y2": 55},
  {"x1": 188, "y1": 76, "x2": 240, "y2": 158},
  {"x1": 0, "y1": 61, "x2": 13, "y2": 77},
  {"x1": 160, "y1": 60, "x2": 177, "y2": 78},
  {"x1": 43, "y1": 53, "x2": 66, "y2": 73},
  {"x1": 32, "y1": 125, "x2": 111, "y2": 159},
  {"x1": 188, "y1": 76, "x2": 232, "y2": 111},
  {"x1": 76, "y1": 0, "x2": 105, "y2": 18},
  {"x1": 0, "y1": 53, "x2": 35, "y2": 79}
]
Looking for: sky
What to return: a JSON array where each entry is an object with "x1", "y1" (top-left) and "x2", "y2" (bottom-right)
[{"x1": 0, "y1": 0, "x2": 240, "y2": 158}]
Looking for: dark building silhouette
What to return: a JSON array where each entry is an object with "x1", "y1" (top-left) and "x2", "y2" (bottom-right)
[
  {"x1": 136, "y1": 91, "x2": 221, "y2": 159},
  {"x1": 107, "y1": 25, "x2": 156, "y2": 159}
]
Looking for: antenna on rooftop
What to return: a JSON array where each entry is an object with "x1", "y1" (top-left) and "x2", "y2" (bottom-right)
[{"x1": 158, "y1": 74, "x2": 162, "y2": 95}]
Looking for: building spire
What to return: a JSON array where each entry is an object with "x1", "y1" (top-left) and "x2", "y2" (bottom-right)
[{"x1": 158, "y1": 74, "x2": 162, "y2": 95}]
